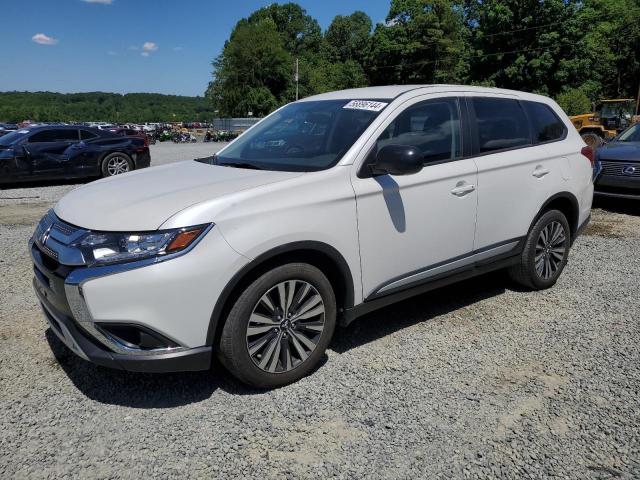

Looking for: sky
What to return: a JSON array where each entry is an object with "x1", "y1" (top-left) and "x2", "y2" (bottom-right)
[{"x1": 1, "y1": 0, "x2": 391, "y2": 97}]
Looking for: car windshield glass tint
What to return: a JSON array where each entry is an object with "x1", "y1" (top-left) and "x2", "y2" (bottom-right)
[
  {"x1": 210, "y1": 100, "x2": 389, "y2": 172},
  {"x1": 0, "y1": 129, "x2": 29, "y2": 146},
  {"x1": 618, "y1": 124, "x2": 640, "y2": 142}
]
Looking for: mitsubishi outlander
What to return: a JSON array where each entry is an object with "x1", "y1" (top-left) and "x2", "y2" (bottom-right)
[{"x1": 30, "y1": 86, "x2": 593, "y2": 388}]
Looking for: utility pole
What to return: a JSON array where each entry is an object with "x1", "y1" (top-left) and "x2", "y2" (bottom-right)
[
  {"x1": 636, "y1": 80, "x2": 640, "y2": 116},
  {"x1": 295, "y1": 58, "x2": 299, "y2": 101}
]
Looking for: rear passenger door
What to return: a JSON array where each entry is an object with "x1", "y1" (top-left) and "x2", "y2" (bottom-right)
[{"x1": 468, "y1": 95, "x2": 561, "y2": 251}]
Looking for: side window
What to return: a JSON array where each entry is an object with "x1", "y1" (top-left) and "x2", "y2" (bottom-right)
[
  {"x1": 80, "y1": 130, "x2": 99, "y2": 141},
  {"x1": 472, "y1": 98, "x2": 530, "y2": 153},
  {"x1": 523, "y1": 101, "x2": 567, "y2": 143},
  {"x1": 375, "y1": 97, "x2": 461, "y2": 163},
  {"x1": 28, "y1": 129, "x2": 79, "y2": 143},
  {"x1": 28, "y1": 130, "x2": 58, "y2": 143}
]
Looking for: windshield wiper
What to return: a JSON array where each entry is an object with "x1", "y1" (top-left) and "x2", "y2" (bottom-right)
[{"x1": 218, "y1": 161, "x2": 263, "y2": 170}]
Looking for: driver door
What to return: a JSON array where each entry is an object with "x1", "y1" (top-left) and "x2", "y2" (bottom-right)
[
  {"x1": 351, "y1": 96, "x2": 478, "y2": 299},
  {"x1": 24, "y1": 128, "x2": 80, "y2": 178}
]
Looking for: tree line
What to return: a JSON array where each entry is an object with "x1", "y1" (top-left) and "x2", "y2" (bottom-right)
[
  {"x1": 207, "y1": 0, "x2": 640, "y2": 117},
  {"x1": 0, "y1": 92, "x2": 216, "y2": 123}
]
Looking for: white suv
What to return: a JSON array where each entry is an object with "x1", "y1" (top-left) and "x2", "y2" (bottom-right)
[{"x1": 30, "y1": 85, "x2": 593, "y2": 387}]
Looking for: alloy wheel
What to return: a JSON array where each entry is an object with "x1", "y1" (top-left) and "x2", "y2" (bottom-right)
[
  {"x1": 535, "y1": 221, "x2": 567, "y2": 280},
  {"x1": 246, "y1": 280, "x2": 325, "y2": 374},
  {"x1": 107, "y1": 156, "x2": 130, "y2": 176}
]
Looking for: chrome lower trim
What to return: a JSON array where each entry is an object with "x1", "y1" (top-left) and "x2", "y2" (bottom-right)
[
  {"x1": 64, "y1": 283, "x2": 187, "y2": 357},
  {"x1": 376, "y1": 240, "x2": 519, "y2": 295},
  {"x1": 37, "y1": 288, "x2": 89, "y2": 361}
]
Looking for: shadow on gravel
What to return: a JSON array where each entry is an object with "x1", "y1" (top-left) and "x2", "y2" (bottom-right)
[
  {"x1": 331, "y1": 271, "x2": 507, "y2": 353},
  {"x1": 46, "y1": 329, "x2": 225, "y2": 408},
  {"x1": 593, "y1": 196, "x2": 640, "y2": 216},
  {"x1": 47, "y1": 328, "x2": 330, "y2": 404},
  {"x1": 46, "y1": 272, "x2": 507, "y2": 404}
]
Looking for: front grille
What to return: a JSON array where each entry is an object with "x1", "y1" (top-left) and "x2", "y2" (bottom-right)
[
  {"x1": 52, "y1": 222, "x2": 78, "y2": 236},
  {"x1": 600, "y1": 160, "x2": 640, "y2": 177},
  {"x1": 39, "y1": 242, "x2": 59, "y2": 260}
]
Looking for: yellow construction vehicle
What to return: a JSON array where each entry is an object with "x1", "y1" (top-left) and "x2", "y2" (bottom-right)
[{"x1": 570, "y1": 99, "x2": 636, "y2": 147}]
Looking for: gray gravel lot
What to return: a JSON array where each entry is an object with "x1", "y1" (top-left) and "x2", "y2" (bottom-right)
[{"x1": 1, "y1": 144, "x2": 639, "y2": 479}]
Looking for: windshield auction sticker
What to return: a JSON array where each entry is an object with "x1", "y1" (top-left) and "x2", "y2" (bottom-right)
[{"x1": 343, "y1": 100, "x2": 388, "y2": 112}]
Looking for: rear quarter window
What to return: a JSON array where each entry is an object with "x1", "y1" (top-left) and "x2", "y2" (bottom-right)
[
  {"x1": 80, "y1": 130, "x2": 99, "y2": 141},
  {"x1": 523, "y1": 101, "x2": 567, "y2": 143},
  {"x1": 472, "y1": 97, "x2": 531, "y2": 153}
]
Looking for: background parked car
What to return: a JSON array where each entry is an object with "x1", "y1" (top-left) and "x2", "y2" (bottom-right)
[
  {"x1": 108, "y1": 127, "x2": 153, "y2": 146},
  {"x1": 0, "y1": 126, "x2": 150, "y2": 184},
  {"x1": 594, "y1": 123, "x2": 640, "y2": 199}
]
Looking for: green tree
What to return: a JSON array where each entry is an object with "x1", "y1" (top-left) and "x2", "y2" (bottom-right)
[
  {"x1": 367, "y1": 0, "x2": 469, "y2": 85},
  {"x1": 556, "y1": 88, "x2": 592, "y2": 116},
  {"x1": 246, "y1": 3, "x2": 323, "y2": 58},
  {"x1": 557, "y1": 0, "x2": 640, "y2": 100},
  {"x1": 0, "y1": 92, "x2": 215, "y2": 123},
  {"x1": 207, "y1": 18, "x2": 292, "y2": 116},
  {"x1": 324, "y1": 12, "x2": 372, "y2": 65},
  {"x1": 466, "y1": 0, "x2": 579, "y2": 96}
]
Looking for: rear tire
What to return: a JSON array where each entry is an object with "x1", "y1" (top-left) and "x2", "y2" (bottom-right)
[
  {"x1": 219, "y1": 263, "x2": 336, "y2": 388},
  {"x1": 101, "y1": 153, "x2": 133, "y2": 177},
  {"x1": 508, "y1": 210, "x2": 571, "y2": 290}
]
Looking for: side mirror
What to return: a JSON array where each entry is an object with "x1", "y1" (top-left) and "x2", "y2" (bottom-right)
[{"x1": 370, "y1": 145, "x2": 423, "y2": 176}]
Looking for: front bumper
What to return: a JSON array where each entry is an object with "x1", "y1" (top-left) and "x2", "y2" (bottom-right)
[
  {"x1": 594, "y1": 159, "x2": 640, "y2": 199},
  {"x1": 29, "y1": 210, "x2": 248, "y2": 372},
  {"x1": 35, "y1": 278, "x2": 211, "y2": 372}
]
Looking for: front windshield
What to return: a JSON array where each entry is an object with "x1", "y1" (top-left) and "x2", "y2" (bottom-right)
[
  {"x1": 617, "y1": 124, "x2": 640, "y2": 142},
  {"x1": 211, "y1": 99, "x2": 389, "y2": 171},
  {"x1": 0, "y1": 129, "x2": 29, "y2": 146}
]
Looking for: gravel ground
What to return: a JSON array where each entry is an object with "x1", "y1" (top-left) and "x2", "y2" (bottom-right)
[{"x1": 1, "y1": 150, "x2": 639, "y2": 479}]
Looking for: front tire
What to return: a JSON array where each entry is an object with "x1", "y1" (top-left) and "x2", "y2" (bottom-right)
[
  {"x1": 219, "y1": 263, "x2": 336, "y2": 388},
  {"x1": 101, "y1": 153, "x2": 133, "y2": 177},
  {"x1": 581, "y1": 132, "x2": 603, "y2": 148},
  {"x1": 508, "y1": 209, "x2": 571, "y2": 290}
]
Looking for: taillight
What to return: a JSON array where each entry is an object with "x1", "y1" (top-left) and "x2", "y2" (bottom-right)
[{"x1": 581, "y1": 146, "x2": 595, "y2": 166}]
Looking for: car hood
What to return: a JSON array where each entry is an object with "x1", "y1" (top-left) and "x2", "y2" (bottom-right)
[
  {"x1": 55, "y1": 160, "x2": 303, "y2": 231},
  {"x1": 598, "y1": 142, "x2": 640, "y2": 161}
]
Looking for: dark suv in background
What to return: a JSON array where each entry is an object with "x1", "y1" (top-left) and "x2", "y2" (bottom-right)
[
  {"x1": 594, "y1": 123, "x2": 640, "y2": 199},
  {"x1": 0, "y1": 126, "x2": 150, "y2": 185}
]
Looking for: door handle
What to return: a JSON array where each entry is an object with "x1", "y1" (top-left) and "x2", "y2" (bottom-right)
[
  {"x1": 450, "y1": 183, "x2": 476, "y2": 197},
  {"x1": 532, "y1": 166, "x2": 550, "y2": 178}
]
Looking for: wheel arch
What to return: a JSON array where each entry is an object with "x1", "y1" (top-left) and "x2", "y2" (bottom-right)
[
  {"x1": 205, "y1": 241, "x2": 355, "y2": 346},
  {"x1": 535, "y1": 192, "x2": 580, "y2": 242}
]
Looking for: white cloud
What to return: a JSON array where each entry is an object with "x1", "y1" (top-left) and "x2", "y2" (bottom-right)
[
  {"x1": 81, "y1": 0, "x2": 114, "y2": 4},
  {"x1": 32, "y1": 33, "x2": 58, "y2": 45},
  {"x1": 141, "y1": 42, "x2": 158, "y2": 56},
  {"x1": 142, "y1": 42, "x2": 158, "y2": 52}
]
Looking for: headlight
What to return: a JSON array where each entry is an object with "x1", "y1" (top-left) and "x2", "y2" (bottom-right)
[{"x1": 73, "y1": 224, "x2": 211, "y2": 266}]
